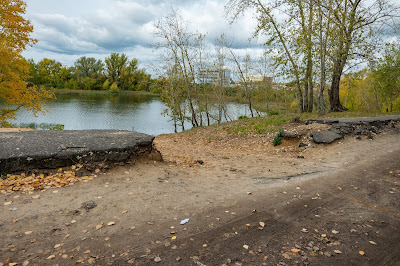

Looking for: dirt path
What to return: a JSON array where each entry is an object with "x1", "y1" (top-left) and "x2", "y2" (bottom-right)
[{"x1": 1, "y1": 127, "x2": 399, "y2": 265}]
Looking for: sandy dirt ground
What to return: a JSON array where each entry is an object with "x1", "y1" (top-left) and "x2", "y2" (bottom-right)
[{"x1": 1, "y1": 123, "x2": 400, "y2": 265}]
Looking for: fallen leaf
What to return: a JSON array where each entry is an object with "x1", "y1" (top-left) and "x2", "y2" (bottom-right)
[
  {"x1": 291, "y1": 248, "x2": 300, "y2": 253},
  {"x1": 259, "y1": 222, "x2": 265, "y2": 228},
  {"x1": 122, "y1": 210, "x2": 128, "y2": 214},
  {"x1": 64, "y1": 234, "x2": 71, "y2": 239},
  {"x1": 154, "y1": 257, "x2": 161, "y2": 263},
  {"x1": 107, "y1": 222, "x2": 116, "y2": 226},
  {"x1": 4, "y1": 201, "x2": 12, "y2": 205},
  {"x1": 62, "y1": 254, "x2": 68, "y2": 259},
  {"x1": 82, "y1": 230, "x2": 87, "y2": 234},
  {"x1": 88, "y1": 258, "x2": 95, "y2": 264},
  {"x1": 243, "y1": 245, "x2": 249, "y2": 250},
  {"x1": 32, "y1": 195, "x2": 40, "y2": 199},
  {"x1": 71, "y1": 220, "x2": 76, "y2": 224},
  {"x1": 203, "y1": 244, "x2": 208, "y2": 247},
  {"x1": 359, "y1": 251, "x2": 365, "y2": 256},
  {"x1": 338, "y1": 187, "x2": 342, "y2": 190},
  {"x1": 22, "y1": 260, "x2": 30, "y2": 266},
  {"x1": 246, "y1": 224, "x2": 251, "y2": 227},
  {"x1": 130, "y1": 226, "x2": 136, "y2": 230},
  {"x1": 301, "y1": 228, "x2": 308, "y2": 233},
  {"x1": 334, "y1": 250, "x2": 342, "y2": 254},
  {"x1": 332, "y1": 230, "x2": 339, "y2": 234},
  {"x1": 25, "y1": 231, "x2": 33, "y2": 235},
  {"x1": 105, "y1": 237, "x2": 110, "y2": 241},
  {"x1": 369, "y1": 241, "x2": 377, "y2": 245},
  {"x1": 96, "y1": 222, "x2": 104, "y2": 230},
  {"x1": 321, "y1": 234, "x2": 327, "y2": 237},
  {"x1": 171, "y1": 236, "x2": 177, "y2": 240},
  {"x1": 46, "y1": 255, "x2": 55, "y2": 260}
]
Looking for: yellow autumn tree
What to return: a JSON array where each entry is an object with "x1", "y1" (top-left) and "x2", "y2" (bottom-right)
[{"x1": 0, "y1": 0, "x2": 53, "y2": 126}]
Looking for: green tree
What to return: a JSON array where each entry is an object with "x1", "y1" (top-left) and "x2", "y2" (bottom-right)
[
  {"x1": 105, "y1": 53, "x2": 128, "y2": 87},
  {"x1": 74, "y1": 56, "x2": 104, "y2": 90},
  {"x1": 372, "y1": 43, "x2": 400, "y2": 112}
]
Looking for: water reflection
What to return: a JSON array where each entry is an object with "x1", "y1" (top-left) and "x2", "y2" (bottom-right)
[{"x1": 15, "y1": 92, "x2": 250, "y2": 135}]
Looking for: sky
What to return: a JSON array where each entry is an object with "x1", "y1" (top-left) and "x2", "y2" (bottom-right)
[{"x1": 22, "y1": 0, "x2": 264, "y2": 73}]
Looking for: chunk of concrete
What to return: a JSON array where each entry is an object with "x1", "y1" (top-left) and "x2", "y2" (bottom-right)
[
  {"x1": 0, "y1": 130, "x2": 154, "y2": 173},
  {"x1": 311, "y1": 130, "x2": 343, "y2": 144}
]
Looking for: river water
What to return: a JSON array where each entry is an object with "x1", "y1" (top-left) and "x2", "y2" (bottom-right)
[{"x1": 14, "y1": 92, "x2": 249, "y2": 135}]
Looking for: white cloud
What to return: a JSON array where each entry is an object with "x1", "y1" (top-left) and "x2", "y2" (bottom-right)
[{"x1": 23, "y1": 0, "x2": 261, "y2": 70}]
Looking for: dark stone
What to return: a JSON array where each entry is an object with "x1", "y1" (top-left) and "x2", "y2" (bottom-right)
[
  {"x1": 197, "y1": 160, "x2": 204, "y2": 165},
  {"x1": 329, "y1": 128, "x2": 342, "y2": 135},
  {"x1": 297, "y1": 156, "x2": 305, "y2": 159},
  {"x1": 82, "y1": 201, "x2": 97, "y2": 211},
  {"x1": 299, "y1": 143, "x2": 308, "y2": 148},
  {"x1": 356, "y1": 136, "x2": 362, "y2": 140},
  {"x1": 291, "y1": 117, "x2": 301, "y2": 123},
  {"x1": 0, "y1": 130, "x2": 154, "y2": 174},
  {"x1": 311, "y1": 130, "x2": 343, "y2": 144},
  {"x1": 280, "y1": 131, "x2": 299, "y2": 138}
]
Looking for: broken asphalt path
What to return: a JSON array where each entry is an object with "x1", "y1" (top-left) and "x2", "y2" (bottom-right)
[{"x1": 0, "y1": 130, "x2": 154, "y2": 173}]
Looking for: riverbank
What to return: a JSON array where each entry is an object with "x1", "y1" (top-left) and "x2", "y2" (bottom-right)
[
  {"x1": 1, "y1": 116, "x2": 400, "y2": 265},
  {"x1": 53, "y1": 89, "x2": 160, "y2": 96}
]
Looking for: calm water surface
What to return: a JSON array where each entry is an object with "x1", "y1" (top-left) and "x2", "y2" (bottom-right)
[{"x1": 15, "y1": 93, "x2": 249, "y2": 135}]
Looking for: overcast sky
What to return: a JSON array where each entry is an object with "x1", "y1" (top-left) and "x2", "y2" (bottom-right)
[{"x1": 22, "y1": 0, "x2": 264, "y2": 72}]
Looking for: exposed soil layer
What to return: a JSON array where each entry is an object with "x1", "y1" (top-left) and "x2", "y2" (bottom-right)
[{"x1": 1, "y1": 122, "x2": 400, "y2": 266}]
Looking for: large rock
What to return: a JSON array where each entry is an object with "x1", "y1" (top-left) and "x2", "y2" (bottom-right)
[
  {"x1": 0, "y1": 130, "x2": 154, "y2": 173},
  {"x1": 311, "y1": 130, "x2": 343, "y2": 144}
]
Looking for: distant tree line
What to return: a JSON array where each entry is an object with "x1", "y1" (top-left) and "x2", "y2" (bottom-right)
[{"x1": 27, "y1": 53, "x2": 160, "y2": 93}]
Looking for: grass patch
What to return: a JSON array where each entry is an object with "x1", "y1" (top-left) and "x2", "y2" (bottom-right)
[
  {"x1": 224, "y1": 115, "x2": 291, "y2": 135},
  {"x1": 221, "y1": 110, "x2": 400, "y2": 136}
]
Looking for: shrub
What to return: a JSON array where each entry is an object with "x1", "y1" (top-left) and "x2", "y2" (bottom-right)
[
  {"x1": 109, "y1": 82, "x2": 120, "y2": 93},
  {"x1": 103, "y1": 80, "x2": 110, "y2": 90},
  {"x1": 238, "y1": 115, "x2": 248, "y2": 119},
  {"x1": 268, "y1": 110, "x2": 279, "y2": 115},
  {"x1": 273, "y1": 130, "x2": 282, "y2": 146}
]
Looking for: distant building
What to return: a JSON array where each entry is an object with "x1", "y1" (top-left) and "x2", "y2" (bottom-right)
[
  {"x1": 198, "y1": 66, "x2": 231, "y2": 87},
  {"x1": 244, "y1": 75, "x2": 273, "y2": 87}
]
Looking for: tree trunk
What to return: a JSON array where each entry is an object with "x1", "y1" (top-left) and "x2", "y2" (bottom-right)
[{"x1": 329, "y1": 61, "x2": 348, "y2": 112}]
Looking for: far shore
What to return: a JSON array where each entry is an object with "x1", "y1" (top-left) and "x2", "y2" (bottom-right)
[{"x1": 52, "y1": 88, "x2": 160, "y2": 96}]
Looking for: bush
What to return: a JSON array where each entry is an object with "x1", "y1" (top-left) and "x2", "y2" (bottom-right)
[
  {"x1": 238, "y1": 115, "x2": 248, "y2": 119},
  {"x1": 109, "y1": 82, "x2": 120, "y2": 93},
  {"x1": 273, "y1": 131, "x2": 282, "y2": 146},
  {"x1": 268, "y1": 110, "x2": 279, "y2": 115},
  {"x1": 103, "y1": 80, "x2": 110, "y2": 90},
  {"x1": 290, "y1": 101, "x2": 298, "y2": 111}
]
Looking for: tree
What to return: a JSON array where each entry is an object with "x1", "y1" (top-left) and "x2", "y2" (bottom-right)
[
  {"x1": 372, "y1": 43, "x2": 400, "y2": 112},
  {"x1": 0, "y1": 0, "x2": 53, "y2": 126},
  {"x1": 153, "y1": 9, "x2": 203, "y2": 127},
  {"x1": 226, "y1": 0, "x2": 398, "y2": 113},
  {"x1": 105, "y1": 53, "x2": 128, "y2": 88},
  {"x1": 74, "y1": 56, "x2": 104, "y2": 90}
]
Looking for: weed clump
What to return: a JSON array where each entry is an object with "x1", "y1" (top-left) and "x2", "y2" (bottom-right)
[{"x1": 273, "y1": 130, "x2": 283, "y2": 146}]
